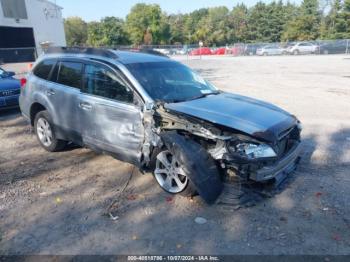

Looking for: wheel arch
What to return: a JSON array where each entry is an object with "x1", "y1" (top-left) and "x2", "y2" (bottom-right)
[{"x1": 30, "y1": 102, "x2": 46, "y2": 126}]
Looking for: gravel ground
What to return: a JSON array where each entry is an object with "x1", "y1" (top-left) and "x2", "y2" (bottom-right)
[{"x1": 0, "y1": 55, "x2": 350, "y2": 255}]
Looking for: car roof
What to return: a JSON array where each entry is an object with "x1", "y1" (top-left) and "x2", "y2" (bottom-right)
[
  {"x1": 41, "y1": 48, "x2": 171, "y2": 65},
  {"x1": 111, "y1": 50, "x2": 170, "y2": 64}
]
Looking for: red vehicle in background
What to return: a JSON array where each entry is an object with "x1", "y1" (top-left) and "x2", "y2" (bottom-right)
[
  {"x1": 189, "y1": 47, "x2": 213, "y2": 56},
  {"x1": 213, "y1": 47, "x2": 227, "y2": 55},
  {"x1": 231, "y1": 44, "x2": 245, "y2": 56}
]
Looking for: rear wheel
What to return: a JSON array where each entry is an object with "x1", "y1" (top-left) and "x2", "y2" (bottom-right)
[
  {"x1": 34, "y1": 111, "x2": 67, "y2": 152},
  {"x1": 293, "y1": 50, "x2": 299, "y2": 55}
]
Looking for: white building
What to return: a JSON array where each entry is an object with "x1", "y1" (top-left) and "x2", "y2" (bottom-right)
[{"x1": 0, "y1": 0, "x2": 66, "y2": 62}]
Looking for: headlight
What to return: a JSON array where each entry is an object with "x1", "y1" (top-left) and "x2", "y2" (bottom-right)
[
  {"x1": 230, "y1": 142, "x2": 277, "y2": 159},
  {"x1": 297, "y1": 122, "x2": 302, "y2": 131}
]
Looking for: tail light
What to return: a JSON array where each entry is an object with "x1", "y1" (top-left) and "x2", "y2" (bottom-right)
[{"x1": 20, "y1": 78, "x2": 27, "y2": 88}]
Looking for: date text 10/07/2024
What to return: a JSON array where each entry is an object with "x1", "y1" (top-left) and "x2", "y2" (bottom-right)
[{"x1": 127, "y1": 256, "x2": 220, "y2": 261}]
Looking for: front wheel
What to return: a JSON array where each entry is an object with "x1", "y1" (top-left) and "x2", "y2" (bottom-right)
[
  {"x1": 153, "y1": 149, "x2": 196, "y2": 196},
  {"x1": 34, "y1": 111, "x2": 67, "y2": 152},
  {"x1": 293, "y1": 50, "x2": 299, "y2": 55}
]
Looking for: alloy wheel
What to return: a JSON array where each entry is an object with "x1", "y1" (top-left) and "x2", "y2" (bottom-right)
[
  {"x1": 36, "y1": 117, "x2": 53, "y2": 147},
  {"x1": 154, "y1": 150, "x2": 188, "y2": 193}
]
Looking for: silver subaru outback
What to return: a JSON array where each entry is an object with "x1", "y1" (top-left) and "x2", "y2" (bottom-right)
[{"x1": 20, "y1": 47, "x2": 302, "y2": 204}]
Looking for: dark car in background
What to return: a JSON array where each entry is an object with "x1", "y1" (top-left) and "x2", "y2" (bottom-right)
[
  {"x1": 0, "y1": 67, "x2": 21, "y2": 110},
  {"x1": 244, "y1": 44, "x2": 265, "y2": 56},
  {"x1": 319, "y1": 40, "x2": 349, "y2": 54}
]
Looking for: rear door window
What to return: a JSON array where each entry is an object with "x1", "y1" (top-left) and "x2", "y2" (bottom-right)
[
  {"x1": 56, "y1": 61, "x2": 83, "y2": 89},
  {"x1": 33, "y1": 59, "x2": 56, "y2": 80}
]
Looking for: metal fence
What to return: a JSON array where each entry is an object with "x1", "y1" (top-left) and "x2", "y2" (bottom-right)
[
  {"x1": 0, "y1": 39, "x2": 349, "y2": 64},
  {"x1": 134, "y1": 39, "x2": 350, "y2": 57}
]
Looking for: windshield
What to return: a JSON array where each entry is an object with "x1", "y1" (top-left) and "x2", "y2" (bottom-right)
[{"x1": 126, "y1": 61, "x2": 218, "y2": 103}]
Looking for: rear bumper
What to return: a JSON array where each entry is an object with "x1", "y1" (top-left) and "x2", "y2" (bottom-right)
[{"x1": 249, "y1": 142, "x2": 302, "y2": 182}]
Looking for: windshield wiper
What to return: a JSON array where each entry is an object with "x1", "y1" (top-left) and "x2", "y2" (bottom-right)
[
  {"x1": 162, "y1": 91, "x2": 220, "y2": 104},
  {"x1": 187, "y1": 91, "x2": 220, "y2": 101}
]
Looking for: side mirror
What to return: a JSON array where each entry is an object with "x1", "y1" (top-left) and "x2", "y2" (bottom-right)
[{"x1": 7, "y1": 71, "x2": 15, "y2": 77}]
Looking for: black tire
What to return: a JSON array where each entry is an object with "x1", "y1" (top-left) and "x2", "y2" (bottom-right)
[
  {"x1": 34, "y1": 110, "x2": 67, "y2": 152},
  {"x1": 150, "y1": 146, "x2": 197, "y2": 197},
  {"x1": 263, "y1": 52, "x2": 268, "y2": 56},
  {"x1": 293, "y1": 50, "x2": 299, "y2": 55},
  {"x1": 157, "y1": 132, "x2": 223, "y2": 204}
]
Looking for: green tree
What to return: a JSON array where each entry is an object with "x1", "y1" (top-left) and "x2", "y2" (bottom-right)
[
  {"x1": 64, "y1": 17, "x2": 88, "y2": 46},
  {"x1": 246, "y1": 1, "x2": 298, "y2": 43},
  {"x1": 268, "y1": 1, "x2": 290, "y2": 42},
  {"x1": 87, "y1": 17, "x2": 129, "y2": 47},
  {"x1": 326, "y1": 0, "x2": 350, "y2": 38},
  {"x1": 344, "y1": 0, "x2": 350, "y2": 37},
  {"x1": 183, "y1": 8, "x2": 209, "y2": 44},
  {"x1": 324, "y1": 0, "x2": 343, "y2": 38},
  {"x1": 283, "y1": 0, "x2": 321, "y2": 41},
  {"x1": 247, "y1": 2, "x2": 271, "y2": 42},
  {"x1": 168, "y1": 14, "x2": 186, "y2": 44},
  {"x1": 205, "y1": 6, "x2": 230, "y2": 45},
  {"x1": 126, "y1": 3, "x2": 170, "y2": 45},
  {"x1": 227, "y1": 4, "x2": 249, "y2": 43},
  {"x1": 63, "y1": 0, "x2": 348, "y2": 48}
]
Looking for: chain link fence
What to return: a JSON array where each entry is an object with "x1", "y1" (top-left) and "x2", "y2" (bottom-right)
[
  {"x1": 135, "y1": 39, "x2": 350, "y2": 57},
  {"x1": 0, "y1": 39, "x2": 349, "y2": 65}
]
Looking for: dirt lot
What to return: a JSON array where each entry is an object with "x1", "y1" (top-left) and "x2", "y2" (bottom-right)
[{"x1": 1, "y1": 55, "x2": 350, "y2": 255}]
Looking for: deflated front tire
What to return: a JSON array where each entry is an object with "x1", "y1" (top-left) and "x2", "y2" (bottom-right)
[{"x1": 154, "y1": 132, "x2": 223, "y2": 204}]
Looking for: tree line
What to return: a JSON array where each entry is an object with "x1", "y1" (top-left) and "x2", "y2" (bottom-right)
[{"x1": 64, "y1": 0, "x2": 350, "y2": 47}]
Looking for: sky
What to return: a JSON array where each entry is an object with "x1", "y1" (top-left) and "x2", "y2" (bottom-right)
[{"x1": 54, "y1": 0, "x2": 300, "y2": 22}]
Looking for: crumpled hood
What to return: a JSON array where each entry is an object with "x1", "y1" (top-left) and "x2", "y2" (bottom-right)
[
  {"x1": 0, "y1": 78, "x2": 20, "y2": 90},
  {"x1": 164, "y1": 92, "x2": 298, "y2": 142}
]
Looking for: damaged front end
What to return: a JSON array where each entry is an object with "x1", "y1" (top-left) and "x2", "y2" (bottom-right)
[{"x1": 149, "y1": 104, "x2": 302, "y2": 203}]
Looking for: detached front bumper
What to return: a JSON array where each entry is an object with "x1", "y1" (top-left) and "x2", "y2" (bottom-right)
[{"x1": 249, "y1": 142, "x2": 302, "y2": 182}]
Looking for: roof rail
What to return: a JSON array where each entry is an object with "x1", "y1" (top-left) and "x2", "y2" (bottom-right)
[{"x1": 45, "y1": 46, "x2": 118, "y2": 59}]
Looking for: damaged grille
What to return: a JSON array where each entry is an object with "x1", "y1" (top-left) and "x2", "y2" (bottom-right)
[{"x1": 276, "y1": 125, "x2": 300, "y2": 157}]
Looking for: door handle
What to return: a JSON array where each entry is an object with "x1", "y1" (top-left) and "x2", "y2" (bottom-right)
[
  {"x1": 79, "y1": 102, "x2": 92, "y2": 110},
  {"x1": 46, "y1": 89, "x2": 55, "y2": 96}
]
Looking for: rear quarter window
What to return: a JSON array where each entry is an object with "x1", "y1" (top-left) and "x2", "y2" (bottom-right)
[{"x1": 33, "y1": 59, "x2": 56, "y2": 80}]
